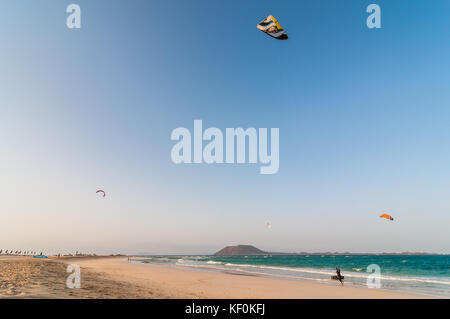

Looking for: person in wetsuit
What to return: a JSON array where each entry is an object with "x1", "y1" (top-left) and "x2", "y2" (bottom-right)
[{"x1": 336, "y1": 267, "x2": 344, "y2": 286}]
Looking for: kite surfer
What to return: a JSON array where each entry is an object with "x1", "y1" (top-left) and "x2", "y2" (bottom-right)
[{"x1": 336, "y1": 267, "x2": 344, "y2": 286}]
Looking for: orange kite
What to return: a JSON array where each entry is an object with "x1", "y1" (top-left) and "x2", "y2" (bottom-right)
[{"x1": 380, "y1": 213, "x2": 394, "y2": 221}]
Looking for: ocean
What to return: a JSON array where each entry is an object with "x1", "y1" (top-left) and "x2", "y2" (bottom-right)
[{"x1": 134, "y1": 254, "x2": 449, "y2": 298}]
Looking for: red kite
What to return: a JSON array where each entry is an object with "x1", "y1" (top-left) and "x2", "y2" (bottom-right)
[{"x1": 96, "y1": 190, "x2": 106, "y2": 197}]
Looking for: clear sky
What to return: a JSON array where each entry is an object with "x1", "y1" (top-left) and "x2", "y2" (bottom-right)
[{"x1": 1, "y1": 0, "x2": 450, "y2": 255}]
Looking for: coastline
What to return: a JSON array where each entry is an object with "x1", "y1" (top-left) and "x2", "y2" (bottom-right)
[
  {"x1": 72, "y1": 257, "x2": 435, "y2": 298},
  {"x1": 0, "y1": 256, "x2": 437, "y2": 298},
  {"x1": 137, "y1": 254, "x2": 450, "y2": 298}
]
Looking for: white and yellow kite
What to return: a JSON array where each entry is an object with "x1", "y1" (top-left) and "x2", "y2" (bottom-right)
[{"x1": 257, "y1": 15, "x2": 288, "y2": 40}]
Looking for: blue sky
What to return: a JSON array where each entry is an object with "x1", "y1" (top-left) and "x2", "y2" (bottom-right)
[{"x1": 1, "y1": 0, "x2": 449, "y2": 254}]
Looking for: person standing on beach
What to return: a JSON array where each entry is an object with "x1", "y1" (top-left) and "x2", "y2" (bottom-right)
[{"x1": 336, "y1": 267, "x2": 344, "y2": 286}]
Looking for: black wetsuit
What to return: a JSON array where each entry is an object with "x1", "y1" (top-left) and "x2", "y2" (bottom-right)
[{"x1": 336, "y1": 268, "x2": 344, "y2": 285}]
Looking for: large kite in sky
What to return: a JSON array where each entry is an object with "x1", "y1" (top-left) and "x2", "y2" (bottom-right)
[{"x1": 257, "y1": 15, "x2": 288, "y2": 40}]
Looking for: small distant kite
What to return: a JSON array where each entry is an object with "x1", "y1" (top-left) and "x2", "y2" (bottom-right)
[
  {"x1": 96, "y1": 190, "x2": 106, "y2": 198},
  {"x1": 380, "y1": 213, "x2": 394, "y2": 221},
  {"x1": 257, "y1": 15, "x2": 288, "y2": 40},
  {"x1": 266, "y1": 222, "x2": 272, "y2": 229}
]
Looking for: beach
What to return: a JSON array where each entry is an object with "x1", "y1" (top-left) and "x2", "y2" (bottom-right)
[
  {"x1": 0, "y1": 256, "x2": 429, "y2": 299},
  {"x1": 0, "y1": 256, "x2": 160, "y2": 298}
]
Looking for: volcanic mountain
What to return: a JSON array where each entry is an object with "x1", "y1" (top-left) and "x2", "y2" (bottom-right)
[{"x1": 214, "y1": 245, "x2": 267, "y2": 256}]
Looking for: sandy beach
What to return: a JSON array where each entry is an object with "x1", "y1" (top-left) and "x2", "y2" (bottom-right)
[{"x1": 0, "y1": 256, "x2": 428, "y2": 299}]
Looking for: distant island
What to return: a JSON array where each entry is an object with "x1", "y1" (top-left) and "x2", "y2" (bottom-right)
[
  {"x1": 215, "y1": 245, "x2": 267, "y2": 256},
  {"x1": 214, "y1": 245, "x2": 446, "y2": 256}
]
